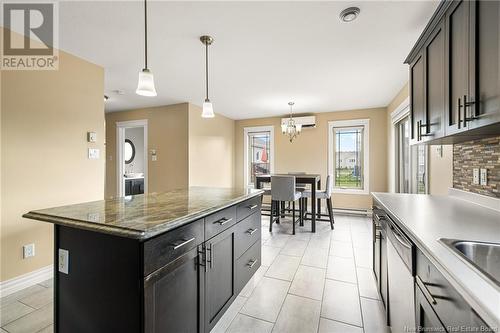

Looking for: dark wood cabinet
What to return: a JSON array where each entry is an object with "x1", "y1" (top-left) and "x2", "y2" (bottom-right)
[
  {"x1": 470, "y1": 0, "x2": 500, "y2": 129},
  {"x1": 425, "y1": 22, "x2": 446, "y2": 140},
  {"x1": 415, "y1": 283, "x2": 446, "y2": 330},
  {"x1": 406, "y1": 0, "x2": 500, "y2": 144},
  {"x1": 53, "y1": 195, "x2": 262, "y2": 333},
  {"x1": 144, "y1": 246, "x2": 204, "y2": 333},
  {"x1": 410, "y1": 53, "x2": 425, "y2": 143},
  {"x1": 445, "y1": 0, "x2": 473, "y2": 135},
  {"x1": 125, "y1": 178, "x2": 144, "y2": 195},
  {"x1": 204, "y1": 227, "x2": 236, "y2": 332}
]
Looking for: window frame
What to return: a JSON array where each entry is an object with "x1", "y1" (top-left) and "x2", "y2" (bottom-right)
[
  {"x1": 243, "y1": 126, "x2": 275, "y2": 189},
  {"x1": 328, "y1": 119, "x2": 370, "y2": 195}
]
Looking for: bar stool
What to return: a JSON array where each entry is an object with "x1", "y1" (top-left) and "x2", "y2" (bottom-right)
[
  {"x1": 270, "y1": 175, "x2": 303, "y2": 235},
  {"x1": 302, "y1": 174, "x2": 334, "y2": 230}
]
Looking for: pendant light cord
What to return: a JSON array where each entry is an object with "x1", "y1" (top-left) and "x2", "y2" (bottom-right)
[
  {"x1": 205, "y1": 42, "x2": 209, "y2": 100},
  {"x1": 144, "y1": 0, "x2": 148, "y2": 69}
]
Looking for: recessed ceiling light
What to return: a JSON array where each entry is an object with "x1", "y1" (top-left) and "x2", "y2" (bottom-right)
[{"x1": 339, "y1": 7, "x2": 360, "y2": 23}]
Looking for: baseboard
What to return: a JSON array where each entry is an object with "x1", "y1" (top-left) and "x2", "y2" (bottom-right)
[{"x1": 0, "y1": 265, "x2": 53, "y2": 298}]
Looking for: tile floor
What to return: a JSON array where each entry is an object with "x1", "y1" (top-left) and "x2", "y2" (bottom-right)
[{"x1": 0, "y1": 214, "x2": 389, "y2": 333}]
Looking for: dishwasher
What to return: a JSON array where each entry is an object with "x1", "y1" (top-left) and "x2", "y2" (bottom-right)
[{"x1": 387, "y1": 217, "x2": 415, "y2": 332}]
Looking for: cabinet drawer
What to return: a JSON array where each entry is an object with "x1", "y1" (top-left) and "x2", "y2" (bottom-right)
[
  {"x1": 143, "y1": 220, "x2": 204, "y2": 276},
  {"x1": 235, "y1": 239, "x2": 261, "y2": 295},
  {"x1": 205, "y1": 206, "x2": 237, "y2": 240},
  {"x1": 235, "y1": 212, "x2": 261, "y2": 259},
  {"x1": 236, "y1": 196, "x2": 261, "y2": 222},
  {"x1": 416, "y1": 249, "x2": 489, "y2": 329}
]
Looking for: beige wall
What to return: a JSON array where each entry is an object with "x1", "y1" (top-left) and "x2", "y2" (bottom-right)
[
  {"x1": 1, "y1": 48, "x2": 105, "y2": 281},
  {"x1": 235, "y1": 108, "x2": 388, "y2": 210},
  {"x1": 188, "y1": 104, "x2": 235, "y2": 188},
  {"x1": 105, "y1": 104, "x2": 189, "y2": 198},
  {"x1": 385, "y1": 82, "x2": 453, "y2": 195}
]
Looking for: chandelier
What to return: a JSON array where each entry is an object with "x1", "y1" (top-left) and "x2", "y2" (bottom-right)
[{"x1": 281, "y1": 102, "x2": 302, "y2": 142}]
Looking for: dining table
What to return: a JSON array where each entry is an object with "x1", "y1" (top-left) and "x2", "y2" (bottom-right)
[{"x1": 255, "y1": 173, "x2": 321, "y2": 232}]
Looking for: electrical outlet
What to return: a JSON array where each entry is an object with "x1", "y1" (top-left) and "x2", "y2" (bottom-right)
[
  {"x1": 58, "y1": 249, "x2": 69, "y2": 274},
  {"x1": 480, "y1": 168, "x2": 488, "y2": 186},
  {"x1": 87, "y1": 131, "x2": 97, "y2": 143},
  {"x1": 23, "y1": 243, "x2": 35, "y2": 259},
  {"x1": 473, "y1": 168, "x2": 480, "y2": 185}
]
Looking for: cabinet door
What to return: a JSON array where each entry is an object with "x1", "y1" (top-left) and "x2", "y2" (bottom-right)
[
  {"x1": 205, "y1": 227, "x2": 236, "y2": 332},
  {"x1": 469, "y1": 0, "x2": 500, "y2": 129},
  {"x1": 415, "y1": 284, "x2": 446, "y2": 330},
  {"x1": 445, "y1": 0, "x2": 472, "y2": 135},
  {"x1": 125, "y1": 180, "x2": 132, "y2": 196},
  {"x1": 424, "y1": 22, "x2": 446, "y2": 140},
  {"x1": 410, "y1": 53, "x2": 425, "y2": 143},
  {"x1": 144, "y1": 246, "x2": 204, "y2": 333}
]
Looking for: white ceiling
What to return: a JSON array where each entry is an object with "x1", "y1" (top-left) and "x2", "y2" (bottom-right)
[{"x1": 57, "y1": 1, "x2": 439, "y2": 119}]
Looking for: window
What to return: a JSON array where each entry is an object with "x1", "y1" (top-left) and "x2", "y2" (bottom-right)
[
  {"x1": 395, "y1": 115, "x2": 428, "y2": 194},
  {"x1": 328, "y1": 119, "x2": 369, "y2": 194},
  {"x1": 244, "y1": 126, "x2": 274, "y2": 188}
]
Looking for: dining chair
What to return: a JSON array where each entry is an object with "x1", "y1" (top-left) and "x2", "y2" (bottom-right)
[
  {"x1": 302, "y1": 174, "x2": 334, "y2": 230},
  {"x1": 287, "y1": 172, "x2": 307, "y2": 224},
  {"x1": 270, "y1": 175, "x2": 303, "y2": 235}
]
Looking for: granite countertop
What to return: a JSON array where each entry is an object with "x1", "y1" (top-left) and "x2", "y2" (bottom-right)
[
  {"x1": 24, "y1": 187, "x2": 263, "y2": 240},
  {"x1": 372, "y1": 190, "x2": 500, "y2": 330}
]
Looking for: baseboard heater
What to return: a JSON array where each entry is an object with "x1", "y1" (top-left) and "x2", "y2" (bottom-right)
[{"x1": 332, "y1": 207, "x2": 371, "y2": 216}]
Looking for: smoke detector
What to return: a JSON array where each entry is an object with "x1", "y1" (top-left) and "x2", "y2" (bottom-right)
[{"x1": 339, "y1": 7, "x2": 360, "y2": 22}]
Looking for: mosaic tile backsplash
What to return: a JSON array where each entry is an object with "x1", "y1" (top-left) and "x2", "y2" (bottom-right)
[{"x1": 453, "y1": 136, "x2": 500, "y2": 198}]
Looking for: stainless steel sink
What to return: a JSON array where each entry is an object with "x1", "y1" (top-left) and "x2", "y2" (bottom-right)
[{"x1": 440, "y1": 239, "x2": 500, "y2": 287}]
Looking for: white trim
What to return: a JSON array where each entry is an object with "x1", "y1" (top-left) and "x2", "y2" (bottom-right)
[
  {"x1": 116, "y1": 120, "x2": 148, "y2": 197},
  {"x1": 328, "y1": 119, "x2": 370, "y2": 195},
  {"x1": 243, "y1": 126, "x2": 275, "y2": 189},
  {"x1": 0, "y1": 265, "x2": 53, "y2": 298},
  {"x1": 391, "y1": 96, "x2": 410, "y2": 124}
]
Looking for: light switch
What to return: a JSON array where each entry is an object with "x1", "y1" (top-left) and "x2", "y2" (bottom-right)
[
  {"x1": 23, "y1": 243, "x2": 35, "y2": 259},
  {"x1": 87, "y1": 131, "x2": 97, "y2": 143},
  {"x1": 88, "y1": 148, "x2": 100, "y2": 159},
  {"x1": 58, "y1": 248, "x2": 69, "y2": 274},
  {"x1": 480, "y1": 168, "x2": 487, "y2": 186},
  {"x1": 473, "y1": 168, "x2": 480, "y2": 185}
]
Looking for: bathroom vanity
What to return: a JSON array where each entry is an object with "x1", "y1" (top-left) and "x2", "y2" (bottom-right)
[{"x1": 24, "y1": 187, "x2": 263, "y2": 333}]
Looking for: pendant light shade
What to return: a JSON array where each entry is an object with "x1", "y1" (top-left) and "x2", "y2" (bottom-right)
[
  {"x1": 200, "y1": 35, "x2": 215, "y2": 118},
  {"x1": 202, "y1": 100, "x2": 214, "y2": 118},
  {"x1": 136, "y1": 0, "x2": 157, "y2": 97},
  {"x1": 136, "y1": 68, "x2": 157, "y2": 97}
]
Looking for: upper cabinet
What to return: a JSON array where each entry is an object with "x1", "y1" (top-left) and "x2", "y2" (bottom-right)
[{"x1": 406, "y1": 0, "x2": 500, "y2": 144}]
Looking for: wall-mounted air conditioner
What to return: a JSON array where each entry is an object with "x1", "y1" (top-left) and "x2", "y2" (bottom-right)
[{"x1": 280, "y1": 116, "x2": 316, "y2": 129}]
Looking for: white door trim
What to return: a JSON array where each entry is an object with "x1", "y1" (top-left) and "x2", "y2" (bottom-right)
[
  {"x1": 243, "y1": 125, "x2": 275, "y2": 189},
  {"x1": 116, "y1": 119, "x2": 148, "y2": 197}
]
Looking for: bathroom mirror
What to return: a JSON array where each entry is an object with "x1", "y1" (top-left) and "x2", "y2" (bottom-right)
[{"x1": 124, "y1": 139, "x2": 135, "y2": 164}]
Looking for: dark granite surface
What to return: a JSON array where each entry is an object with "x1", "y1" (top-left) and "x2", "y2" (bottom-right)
[{"x1": 23, "y1": 187, "x2": 263, "y2": 240}]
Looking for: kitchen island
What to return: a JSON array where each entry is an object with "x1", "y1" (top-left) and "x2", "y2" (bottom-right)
[{"x1": 24, "y1": 187, "x2": 264, "y2": 333}]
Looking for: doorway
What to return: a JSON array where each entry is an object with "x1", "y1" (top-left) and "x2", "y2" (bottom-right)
[{"x1": 116, "y1": 120, "x2": 148, "y2": 197}]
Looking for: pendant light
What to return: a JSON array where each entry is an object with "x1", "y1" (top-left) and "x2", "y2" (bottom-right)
[
  {"x1": 136, "y1": 0, "x2": 157, "y2": 97},
  {"x1": 281, "y1": 102, "x2": 302, "y2": 143},
  {"x1": 200, "y1": 35, "x2": 215, "y2": 118}
]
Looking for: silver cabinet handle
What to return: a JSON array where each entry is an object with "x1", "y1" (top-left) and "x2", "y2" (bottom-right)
[
  {"x1": 416, "y1": 276, "x2": 437, "y2": 305},
  {"x1": 246, "y1": 228, "x2": 258, "y2": 235},
  {"x1": 248, "y1": 204, "x2": 258, "y2": 210},
  {"x1": 206, "y1": 243, "x2": 213, "y2": 269},
  {"x1": 172, "y1": 237, "x2": 195, "y2": 250},
  {"x1": 214, "y1": 217, "x2": 232, "y2": 226},
  {"x1": 247, "y1": 259, "x2": 257, "y2": 269}
]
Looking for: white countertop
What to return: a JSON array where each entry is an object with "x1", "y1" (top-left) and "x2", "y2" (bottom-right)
[{"x1": 372, "y1": 190, "x2": 500, "y2": 330}]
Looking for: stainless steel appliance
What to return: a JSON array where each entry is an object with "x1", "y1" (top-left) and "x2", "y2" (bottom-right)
[{"x1": 387, "y1": 217, "x2": 415, "y2": 332}]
